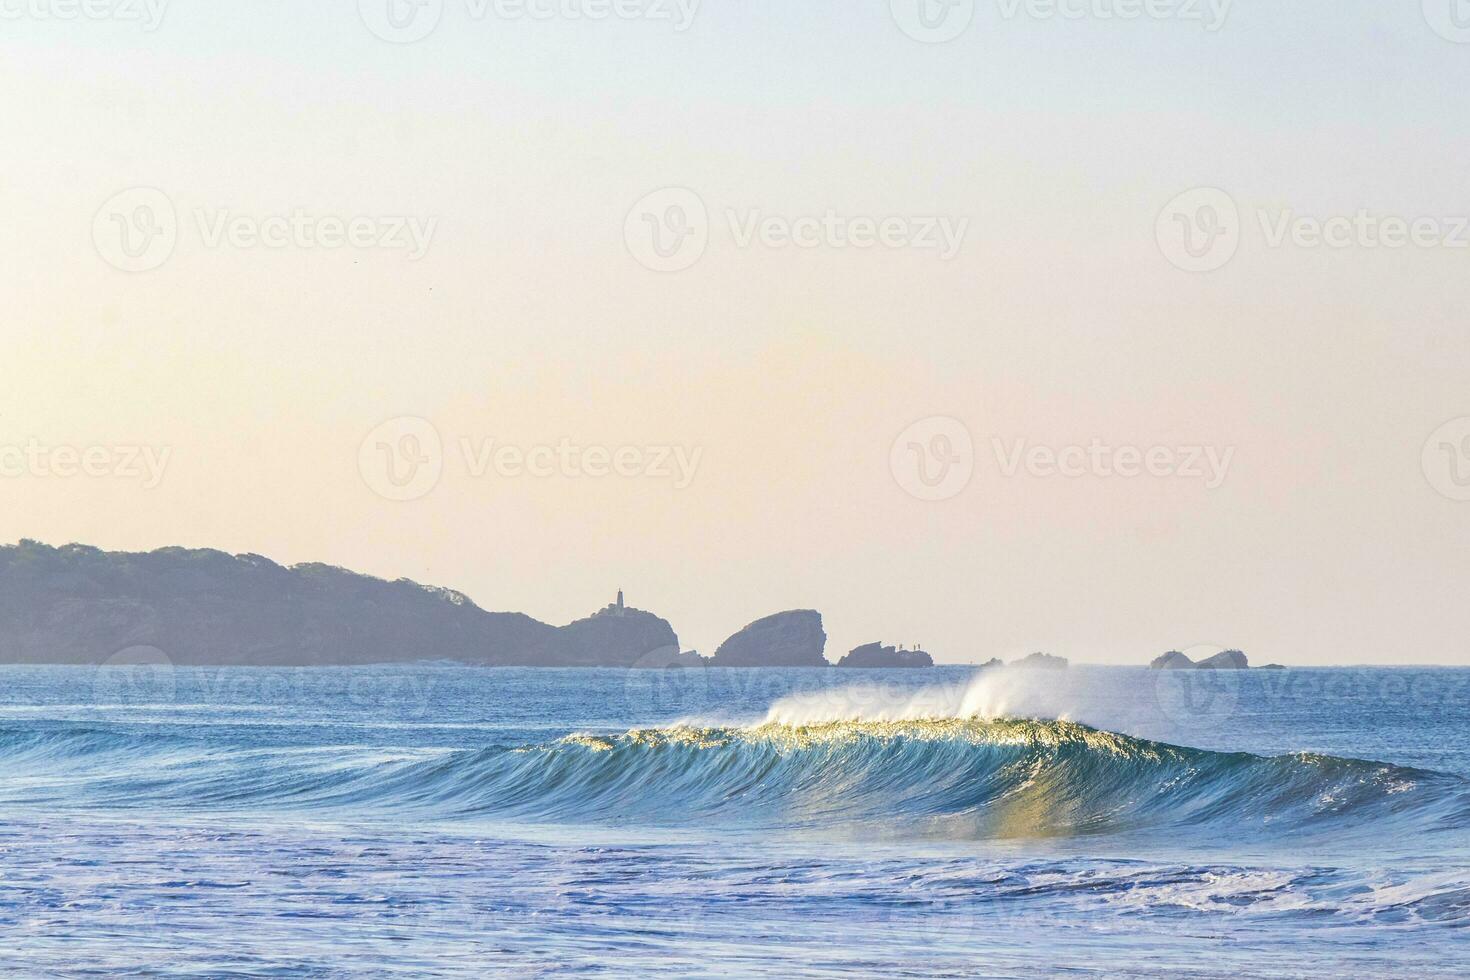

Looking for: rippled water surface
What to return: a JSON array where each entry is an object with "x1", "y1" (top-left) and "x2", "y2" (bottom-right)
[{"x1": 1, "y1": 664, "x2": 1467, "y2": 977}]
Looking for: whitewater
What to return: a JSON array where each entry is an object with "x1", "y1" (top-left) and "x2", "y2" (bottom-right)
[{"x1": 1, "y1": 663, "x2": 1467, "y2": 977}]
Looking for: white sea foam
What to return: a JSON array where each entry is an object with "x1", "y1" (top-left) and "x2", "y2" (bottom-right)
[{"x1": 1100, "y1": 869, "x2": 1318, "y2": 915}]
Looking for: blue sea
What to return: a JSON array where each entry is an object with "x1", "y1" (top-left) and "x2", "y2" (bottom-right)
[{"x1": 1, "y1": 663, "x2": 1467, "y2": 977}]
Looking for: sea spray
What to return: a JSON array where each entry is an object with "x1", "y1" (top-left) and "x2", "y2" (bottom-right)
[{"x1": 760, "y1": 666, "x2": 1079, "y2": 726}]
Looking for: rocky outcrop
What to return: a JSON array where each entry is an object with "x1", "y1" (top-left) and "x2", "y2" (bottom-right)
[
  {"x1": 836, "y1": 642, "x2": 934, "y2": 669},
  {"x1": 711, "y1": 610, "x2": 828, "y2": 667},
  {"x1": 550, "y1": 605, "x2": 681, "y2": 668},
  {"x1": 1011, "y1": 652, "x2": 1068, "y2": 669},
  {"x1": 1148, "y1": 649, "x2": 1250, "y2": 670}
]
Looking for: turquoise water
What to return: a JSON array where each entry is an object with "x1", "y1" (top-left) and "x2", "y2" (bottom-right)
[{"x1": 1, "y1": 664, "x2": 1467, "y2": 977}]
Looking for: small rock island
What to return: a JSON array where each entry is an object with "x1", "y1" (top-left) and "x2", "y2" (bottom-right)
[
  {"x1": 1011, "y1": 652, "x2": 1068, "y2": 669},
  {"x1": 710, "y1": 610, "x2": 829, "y2": 668},
  {"x1": 836, "y1": 642, "x2": 935, "y2": 669},
  {"x1": 1149, "y1": 649, "x2": 1250, "y2": 670}
]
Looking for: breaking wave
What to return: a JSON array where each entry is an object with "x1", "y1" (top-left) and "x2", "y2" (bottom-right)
[{"x1": 1, "y1": 716, "x2": 1465, "y2": 841}]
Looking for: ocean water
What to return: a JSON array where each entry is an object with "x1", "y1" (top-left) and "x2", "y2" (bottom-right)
[{"x1": 1, "y1": 663, "x2": 1467, "y2": 978}]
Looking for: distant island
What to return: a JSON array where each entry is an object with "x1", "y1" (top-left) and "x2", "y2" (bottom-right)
[
  {"x1": 711, "y1": 611, "x2": 828, "y2": 667},
  {"x1": 1011, "y1": 652, "x2": 1068, "y2": 670},
  {"x1": 1150, "y1": 649, "x2": 1251, "y2": 670}
]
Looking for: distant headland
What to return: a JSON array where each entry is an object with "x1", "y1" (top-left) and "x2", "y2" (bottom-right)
[{"x1": 0, "y1": 541, "x2": 1270, "y2": 669}]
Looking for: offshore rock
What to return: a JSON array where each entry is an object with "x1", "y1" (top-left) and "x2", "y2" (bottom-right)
[
  {"x1": 712, "y1": 610, "x2": 829, "y2": 667},
  {"x1": 836, "y1": 642, "x2": 935, "y2": 669}
]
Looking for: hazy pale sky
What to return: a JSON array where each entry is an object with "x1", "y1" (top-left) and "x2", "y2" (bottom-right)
[{"x1": 3, "y1": 1, "x2": 1469, "y2": 665}]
